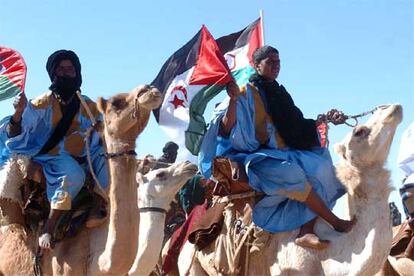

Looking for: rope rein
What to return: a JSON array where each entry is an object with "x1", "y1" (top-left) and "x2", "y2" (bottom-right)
[{"x1": 322, "y1": 105, "x2": 387, "y2": 127}]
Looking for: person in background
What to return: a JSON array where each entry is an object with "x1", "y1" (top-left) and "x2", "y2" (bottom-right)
[{"x1": 154, "y1": 141, "x2": 179, "y2": 169}]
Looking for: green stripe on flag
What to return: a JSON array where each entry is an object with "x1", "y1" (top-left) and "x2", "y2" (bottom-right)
[
  {"x1": 185, "y1": 84, "x2": 225, "y2": 155},
  {"x1": 184, "y1": 66, "x2": 256, "y2": 155},
  {"x1": 0, "y1": 75, "x2": 21, "y2": 101}
]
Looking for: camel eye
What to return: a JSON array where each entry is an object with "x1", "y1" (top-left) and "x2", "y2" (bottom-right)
[
  {"x1": 353, "y1": 126, "x2": 370, "y2": 138},
  {"x1": 110, "y1": 98, "x2": 127, "y2": 111},
  {"x1": 156, "y1": 171, "x2": 166, "y2": 179}
]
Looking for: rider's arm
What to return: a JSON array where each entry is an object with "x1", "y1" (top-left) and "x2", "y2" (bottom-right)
[
  {"x1": 7, "y1": 92, "x2": 27, "y2": 138},
  {"x1": 220, "y1": 81, "x2": 240, "y2": 137},
  {"x1": 7, "y1": 117, "x2": 22, "y2": 138}
]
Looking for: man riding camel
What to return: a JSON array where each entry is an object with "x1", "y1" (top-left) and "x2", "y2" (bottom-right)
[{"x1": 0, "y1": 50, "x2": 108, "y2": 250}]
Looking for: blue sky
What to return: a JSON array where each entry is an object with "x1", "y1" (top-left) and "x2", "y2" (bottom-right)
[{"x1": 1, "y1": 0, "x2": 413, "y2": 216}]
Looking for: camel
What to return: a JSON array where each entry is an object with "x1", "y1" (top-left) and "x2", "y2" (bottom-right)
[
  {"x1": 177, "y1": 104, "x2": 403, "y2": 276},
  {"x1": 128, "y1": 160, "x2": 198, "y2": 276},
  {"x1": 0, "y1": 85, "x2": 162, "y2": 275}
]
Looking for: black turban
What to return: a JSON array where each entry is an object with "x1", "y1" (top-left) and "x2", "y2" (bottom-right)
[
  {"x1": 163, "y1": 141, "x2": 179, "y2": 154},
  {"x1": 252, "y1": 45, "x2": 279, "y2": 64},
  {"x1": 46, "y1": 50, "x2": 82, "y2": 86}
]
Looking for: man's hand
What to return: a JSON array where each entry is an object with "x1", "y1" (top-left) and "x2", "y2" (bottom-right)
[
  {"x1": 226, "y1": 81, "x2": 240, "y2": 101},
  {"x1": 326, "y1": 109, "x2": 347, "y2": 125},
  {"x1": 12, "y1": 92, "x2": 27, "y2": 122}
]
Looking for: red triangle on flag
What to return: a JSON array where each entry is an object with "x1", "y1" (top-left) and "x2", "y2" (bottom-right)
[{"x1": 189, "y1": 25, "x2": 233, "y2": 86}]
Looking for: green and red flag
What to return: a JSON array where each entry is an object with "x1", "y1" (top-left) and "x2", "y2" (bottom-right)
[
  {"x1": 0, "y1": 47, "x2": 27, "y2": 101},
  {"x1": 152, "y1": 25, "x2": 232, "y2": 158},
  {"x1": 152, "y1": 19, "x2": 263, "y2": 158}
]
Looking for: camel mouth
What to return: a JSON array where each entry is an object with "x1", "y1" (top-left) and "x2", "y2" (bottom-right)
[
  {"x1": 381, "y1": 104, "x2": 403, "y2": 124},
  {"x1": 177, "y1": 162, "x2": 198, "y2": 176}
]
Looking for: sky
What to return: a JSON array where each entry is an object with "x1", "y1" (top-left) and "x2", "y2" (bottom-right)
[{"x1": 1, "y1": 0, "x2": 413, "y2": 217}]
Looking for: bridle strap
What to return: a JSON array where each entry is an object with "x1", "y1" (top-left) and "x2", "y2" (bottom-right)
[
  {"x1": 139, "y1": 207, "x2": 167, "y2": 214},
  {"x1": 104, "y1": 150, "x2": 137, "y2": 159}
]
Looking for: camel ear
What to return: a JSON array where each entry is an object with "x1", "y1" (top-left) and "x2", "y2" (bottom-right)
[
  {"x1": 334, "y1": 143, "x2": 347, "y2": 160},
  {"x1": 96, "y1": 97, "x2": 107, "y2": 114}
]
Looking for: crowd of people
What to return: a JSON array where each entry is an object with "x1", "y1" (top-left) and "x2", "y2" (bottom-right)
[{"x1": 0, "y1": 46, "x2": 411, "y2": 260}]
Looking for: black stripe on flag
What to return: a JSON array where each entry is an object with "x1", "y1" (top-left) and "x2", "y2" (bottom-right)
[
  {"x1": 151, "y1": 30, "x2": 202, "y2": 122},
  {"x1": 216, "y1": 18, "x2": 260, "y2": 54}
]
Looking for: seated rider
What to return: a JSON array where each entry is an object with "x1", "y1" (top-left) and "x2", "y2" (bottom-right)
[
  {"x1": 199, "y1": 45, "x2": 354, "y2": 250},
  {"x1": 0, "y1": 50, "x2": 109, "y2": 250}
]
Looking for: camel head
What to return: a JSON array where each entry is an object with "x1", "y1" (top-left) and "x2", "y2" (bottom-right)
[
  {"x1": 137, "y1": 161, "x2": 198, "y2": 210},
  {"x1": 335, "y1": 104, "x2": 403, "y2": 169},
  {"x1": 96, "y1": 85, "x2": 162, "y2": 142}
]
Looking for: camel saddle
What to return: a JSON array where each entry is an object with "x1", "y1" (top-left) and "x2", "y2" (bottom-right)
[
  {"x1": 390, "y1": 219, "x2": 414, "y2": 259},
  {"x1": 188, "y1": 157, "x2": 258, "y2": 250},
  {"x1": 21, "y1": 159, "x2": 99, "y2": 242}
]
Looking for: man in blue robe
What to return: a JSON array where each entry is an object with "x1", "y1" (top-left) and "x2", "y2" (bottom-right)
[
  {"x1": 199, "y1": 45, "x2": 354, "y2": 250},
  {"x1": 0, "y1": 50, "x2": 108, "y2": 250}
]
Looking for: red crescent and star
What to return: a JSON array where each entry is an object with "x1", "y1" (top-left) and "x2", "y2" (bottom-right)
[{"x1": 169, "y1": 85, "x2": 188, "y2": 109}]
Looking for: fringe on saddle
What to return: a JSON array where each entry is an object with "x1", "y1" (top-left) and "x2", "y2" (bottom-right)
[{"x1": 189, "y1": 157, "x2": 270, "y2": 275}]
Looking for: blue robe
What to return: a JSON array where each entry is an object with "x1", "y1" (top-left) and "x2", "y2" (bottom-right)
[
  {"x1": 199, "y1": 84, "x2": 345, "y2": 232},
  {"x1": 0, "y1": 91, "x2": 108, "y2": 210}
]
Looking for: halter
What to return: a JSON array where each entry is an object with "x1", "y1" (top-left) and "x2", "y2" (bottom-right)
[
  {"x1": 104, "y1": 150, "x2": 137, "y2": 159},
  {"x1": 139, "y1": 207, "x2": 167, "y2": 214}
]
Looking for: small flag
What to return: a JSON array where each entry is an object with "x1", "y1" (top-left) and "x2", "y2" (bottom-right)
[
  {"x1": 0, "y1": 47, "x2": 27, "y2": 101},
  {"x1": 152, "y1": 25, "x2": 232, "y2": 158}
]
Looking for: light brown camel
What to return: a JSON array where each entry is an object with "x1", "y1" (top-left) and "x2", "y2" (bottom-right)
[
  {"x1": 0, "y1": 85, "x2": 161, "y2": 275},
  {"x1": 178, "y1": 104, "x2": 403, "y2": 276}
]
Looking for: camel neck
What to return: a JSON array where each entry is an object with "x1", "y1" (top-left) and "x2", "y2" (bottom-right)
[{"x1": 98, "y1": 154, "x2": 139, "y2": 274}]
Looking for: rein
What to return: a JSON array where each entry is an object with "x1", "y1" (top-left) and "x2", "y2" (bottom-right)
[
  {"x1": 342, "y1": 105, "x2": 386, "y2": 127},
  {"x1": 325, "y1": 105, "x2": 388, "y2": 127}
]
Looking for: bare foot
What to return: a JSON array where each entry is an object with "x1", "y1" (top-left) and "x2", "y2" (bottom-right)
[
  {"x1": 295, "y1": 233, "x2": 330, "y2": 250},
  {"x1": 38, "y1": 233, "x2": 53, "y2": 250},
  {"x1": 333, "y1": 217, "x2": 356, "y2": 233}
]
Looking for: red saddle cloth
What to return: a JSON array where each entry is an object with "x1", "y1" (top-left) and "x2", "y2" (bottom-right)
[{"x1": 162, "y1": 201, "x2": 208, "y2": 274}]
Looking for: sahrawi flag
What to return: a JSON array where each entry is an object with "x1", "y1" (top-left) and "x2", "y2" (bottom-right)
[
  {"x1": 152, "y1": 25, "x2": 232, "y2": 158},
  {"x1": 216, "y1": 18, "x2": 263, "y2": 88},
  {"x1": 0, "y1": 46, "x2": 27, "y2": 101}
]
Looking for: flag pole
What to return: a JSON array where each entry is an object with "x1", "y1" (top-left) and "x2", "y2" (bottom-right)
[{"x1": 260, "y1": 9, "x2": 265, "y2": 45}]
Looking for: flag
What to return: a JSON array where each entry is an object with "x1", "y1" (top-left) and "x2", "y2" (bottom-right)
[
  {"x1": 216, "y1": 18, "x2": 263, "y2": 87},
  {"x1": 0, "y1": 47, "x2": 27, "y2": 101},
  {"x1": 152, "y1": 25, "x2": 232, "y2": 158}
]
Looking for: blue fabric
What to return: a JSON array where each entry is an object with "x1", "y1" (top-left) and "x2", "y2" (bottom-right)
[
  {"x1": 0, "y1": 92, "x2": 108, "y2": 207},
  {"x1": 198, "y1": 84, "x2": 346, "y2": 232}
]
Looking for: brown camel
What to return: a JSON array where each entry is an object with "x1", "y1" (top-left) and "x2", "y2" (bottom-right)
[{"x1": 0, "y1": 85, "x2": 161, "y2": 275}]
